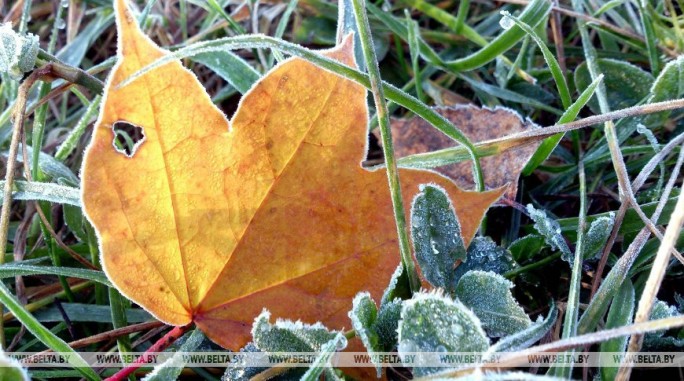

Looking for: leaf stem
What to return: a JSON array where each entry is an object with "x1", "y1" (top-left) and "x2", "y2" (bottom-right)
[{"x1": 351, "y1": 0, "x2": 420, "y2": 292}]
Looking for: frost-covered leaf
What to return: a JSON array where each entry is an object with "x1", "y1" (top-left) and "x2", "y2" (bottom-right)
[
  {"x1": 644, "y1": 300, "x2": 684, "y2": 348},
  {"x1": 526, "y1": 205, "x2": 572, "y2": 262},
  {"x1": 143, "y1": 329, "x2": 206, "y2": 381},
  {"x1": 380, "y1": 265, "x2": 410, "y2": 307},
  {"x1": 508, "y1": 234, "x2": 545, "y2": 263},
  {"x1": 452, "y1": 237, "x2": 517, "y2": 288},
  {"x1": 0, "y1": 22, "x2": 38, "y2": 80},
  {"x1": 398, "y1": 292, "x2": 489, "y2": 376},
  {"x1": 574, "y1": 59, "x2": 653, "y2": 114},
  {"x1": 583, "y1": 213, "x2": 615, "y2": 260},
  {"x1": 411, "y1": 185, "x2": 467, "y2": 291},
  {"x1": 488, "y1": 301, "x2": 557, "y2": 353},
  {"x1": 375, "y1": 298, "x2": 402, "y2": 352},
  {"x1": 455, "y1": 271, "x2": 531, "y2": 337},
  {"x1": 222, "y1": 343, "x2": 264, "y2": 381},
  {"x1": 0, "y1": 349, "x2": 29, "y2": 381},
  {"x1": 251, "y1": 310, "x2": 343, "y2": 353},
  {"x1": 349, "y1": 292, "x2": 403, "y2": 377},
  {"x1": 0, "y1": 181, "x2": 81, "y2": 206},
  {"x1": 348, "y1": 293, "x2": 382, "y2": 377}
]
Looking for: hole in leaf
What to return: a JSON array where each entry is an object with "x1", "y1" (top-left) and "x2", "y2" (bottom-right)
[{"x1": 112, "y1": 121, "x2": 145, "y2": 157}]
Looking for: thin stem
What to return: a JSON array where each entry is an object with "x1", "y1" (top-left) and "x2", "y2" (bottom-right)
[
  {"x1": 618, "y1": 173, "x2": 684, "y2": 379},
  {"x1": 351, "y1": 0, "x2": 420, "y2": 292},
  {"x1": 420, "y1": 315, "x2": 684, "y2": 379},
  {"x1": 0, "y1": 66, "x2": 52, "y2": 349},
  {"x1": 104, "y1": 324, "x2": 191, "y2": 381}
]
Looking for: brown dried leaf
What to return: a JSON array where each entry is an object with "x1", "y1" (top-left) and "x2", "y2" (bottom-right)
[{"x1": 378, "y1": 106, "x2": 541, "y2": 199}]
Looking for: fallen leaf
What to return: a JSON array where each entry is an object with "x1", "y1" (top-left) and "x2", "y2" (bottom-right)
[
  {"x1": 81, "y1": 0, "x2": 504, "y2": 350},
  {"x1": 378, "y1": 106, "x2": 541, "y2": 199}
]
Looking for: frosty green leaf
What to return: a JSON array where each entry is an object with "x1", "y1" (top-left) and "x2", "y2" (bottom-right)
[
  {"x1": 398, "y1": 292, "x2": 489, "y2": 376},
  {"x1": 508, "y1": 234, "x2": 545, "y2": 263},
  {"x1": 487, "y1": 301, "x2": 557, "y2": 353},
  {"x1": 348, "y1": 293, "x2": 382, "y2": 377},
  {"x1": 222, "y1": 343, "x2": 263, "y2": 381},
  {"x1": 380, "y1": 264, "x2": 410, "y2": 306},
  {"x1": 0, "y1": 22, "x2": 38, "y2": 80},
  {"x1": 251, "y1": 310, "x2": 345, "y2": 353},
  {"x1": 452, "y1": 237, "x2": 517, "y2": 288},
  {"x1": 644, "y1": 300, "x2": 683, "y2": 348},
  {"x1": 411, "y1": 185, "x2": 466, "y2": 291},
  {"x1": 583, "y1": 212, "x2": 615, "y2": 260},
  {"x1": 143, "y1": 329, "x2": 206, "y2": 381},
  {"x1": 0, "y1": 180, "x2": 80, "y2": 206},
  {"x1": 526, "y1": 204, "x2": 572, "y2": 262},
  {"x1": 375, "y1": 298, "x2": 402, "y2": 351},
  {"x1": 455, "y1": 271, "x2": 531, "y2": 337}
]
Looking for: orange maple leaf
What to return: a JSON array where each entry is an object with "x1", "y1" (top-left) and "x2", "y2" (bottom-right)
[{"x1": 81, "y1": 0, "x2": 505, "y2": 350}]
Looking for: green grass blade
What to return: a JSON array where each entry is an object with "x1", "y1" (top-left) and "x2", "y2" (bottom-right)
[
  {"x1": 522, "y1": 74, "x2": 603, "y2": 175},
  {"x1": 0, "y1": 282, "x2": 101, "y2": 380}
]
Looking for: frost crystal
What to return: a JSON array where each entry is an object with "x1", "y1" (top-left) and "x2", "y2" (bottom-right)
[
  {"x1": 499, "y1": 11, "x2": 515, "y2": 30},
  {"x1": 0, "y1": 23, "x2": 39, "y2": 80}
]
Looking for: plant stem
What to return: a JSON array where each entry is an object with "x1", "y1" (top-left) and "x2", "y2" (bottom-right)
[
  {"x1": 0, "y1": 66, "x2": 53, "y2": 349},
  {"x1": 617, "y1": 173, "x2": 684, "y2": 379},
  {"x1": 105, "y1": 324, "x2": 191, "y2": 381},
  {"x1": 351, "y1": 0, "x2": 420, "y2": 292}
]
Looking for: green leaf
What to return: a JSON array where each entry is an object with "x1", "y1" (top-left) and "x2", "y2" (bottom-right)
[
  {"x1": 411, "y1": 185, "x2": 466, "y2": 291},
  {"x1": 348, "y1": 293, "x2": 382, "y2": 377},
  {"x1": 600, "y1": 280, "x2": 634, "y2": 381},
  {"x1": 63, "y1": 204, "x2": 87, "y2": 242},
  {"x1": 0, "y1": 263, "x2": 110, "y2": 286},
  {"x1": 644, "y1": 300, "x2": 684, "y2": 348},
  {"x1": 0, "y1": 23, "x2": 39, "y2": 80},
  {"x1": 453, "y1": 237, "x2": 517, "y2": 288},
  {"x1": 455, "y1": 271, "x2": 531, "y2": 337},
  {"x1": 375, "y1": 299, "x2": 402, "y2": 352},
  {"x1": 380, "y1": 265, "x2": 410, "y2": 307},
  {"x1": 9, "y1": 145, "x2": 79, "y2": 185},
  {"x1": 32, "y1": 303, "x2": 151, "y2": 323},
  {"x1": 526, "y1": 204, "x2": 572, "y2": 262},
  {"x1": 583, "y1": 212, "x2": 615, "y2": 260},
  {"x1": 574, "y1": 58, "x2": 653, "y2": 114},
  {"x1": 251, "y1": 310, "x2": 344, "y2": 353},
  {"x1": 508, "y1": 234, "x2": 545, "y2": 263},
  {"x1": 142, "y1": 329, "x2": 206, "y2": 381},
  {"x1": 0, "y1": 349, "x2": 29, "y2": 381},
  {"x1": 190, "y1": 51, "x2": 260, "y2": 95},
  {"x1": 488, "y1": 301, "x2": 557, "y2": 353},
  {"x1": 0, "y1": 180, "x2": 80, "y2": 206},
  {"x1": 398, "y1": 292, "x2": 489, "y2": 376}
]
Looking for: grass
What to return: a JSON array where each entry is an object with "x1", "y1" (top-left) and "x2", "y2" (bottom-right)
[{"x1": 1, "y1": 0, "x2": 684, "y2": 380}]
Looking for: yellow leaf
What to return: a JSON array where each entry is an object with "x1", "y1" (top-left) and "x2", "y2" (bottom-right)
[{"x1": 81, "y1": 0, "x2": 504, "y2": 350}]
